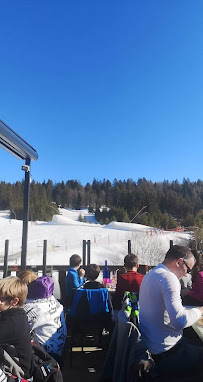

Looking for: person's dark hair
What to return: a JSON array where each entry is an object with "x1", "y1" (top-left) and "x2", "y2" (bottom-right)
[
  {"x1": 124, "y1": 254, "x2": 138, "y2": 270},
  {"x1": 191, "y1": 250, "x2": 203, "y2": 282},
  {"x1": 70, "y1": 254, "x2": 82, "y2": 267},
  {"x1": 165, "y1": 245, "x2": 193, "y2": 262},
  {"x1": 86, "y1": 264, "x2": 100, "y2": 280}
]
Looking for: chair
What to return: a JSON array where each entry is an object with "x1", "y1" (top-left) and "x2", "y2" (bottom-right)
[
  {"x1": 100, "y1": 310, "x2": 154, "y2": 382},
  {"x1": 67, "y1": 288, "x2": 113, "y2": 367}
]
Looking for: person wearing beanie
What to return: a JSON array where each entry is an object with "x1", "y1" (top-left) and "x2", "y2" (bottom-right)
[{"x1": 22, "y1": 275, "x2": 67, "y2": 366}]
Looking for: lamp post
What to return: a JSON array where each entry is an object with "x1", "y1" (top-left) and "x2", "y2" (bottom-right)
[{"x1": 21, "y1": 158, "x2": 31, "y2": 270}]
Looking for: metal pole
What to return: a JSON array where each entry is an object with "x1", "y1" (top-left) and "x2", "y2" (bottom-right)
[
  {"x1": 170, "y1": 240, "x2": 173, "y2": 249},
  {"x1": 21, "y1": 158, "x2": 31, "y2": 270},
  {"x1": 82, "y1": 240, "x2": 87, "y2": 266},
  {"x1": 87, "y1": 240, "x2": 91, "y2": 265},
  {"x1": 3, "y1": 240, "x2": 9, "y2": 278},
  {"x1": 128, "y1": 240, "x2": 131, "y2": 255},
  {"x1": 43, "y1": 240, "x2": 47, "y2": 275}
]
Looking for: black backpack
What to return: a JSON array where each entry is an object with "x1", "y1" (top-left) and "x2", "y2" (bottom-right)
[{"x1": 32, "y1": 343, "x2": 63, "y2": 382}]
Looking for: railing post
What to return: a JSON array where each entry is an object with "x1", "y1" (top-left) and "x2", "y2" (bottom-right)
[
  {"x1": 128, "y1": 240, "x2": 131, "y2": 255},
  {"x1": 43, "y1": 240, "x2": 47, "y2": 275},
  {"x1": 3, "y1": 240, "x2": 9, "y2": 278},
  {"x1": 82, "y1": 240, "x2": 87, "y2": 266},
  {"x1": 58, "y1": 270, "x2": 67, "y2": 306},
  {"x1": 170, "y1": 240, "x2": 173, "y2": 249},
  {"x1": 87, "y1": 240, "x2": 91, "y2": 265}
]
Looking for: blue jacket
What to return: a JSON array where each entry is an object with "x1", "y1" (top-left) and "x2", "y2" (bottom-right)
[{"x1": 65, "y1": 267, "x2": 85, "y2": 303}]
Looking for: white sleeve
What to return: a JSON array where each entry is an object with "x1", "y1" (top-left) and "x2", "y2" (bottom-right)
[{"x1": 161, "y1": 272, "x2": 202, "y2": 330}]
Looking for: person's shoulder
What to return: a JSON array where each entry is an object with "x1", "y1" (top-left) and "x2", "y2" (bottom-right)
[
  {"x1": 143, "y1": 264, "x2": 172, "y2": 280},
  {"x1": 137, "y1": 272, "x2": 144, "y2": 279},
  {"x1": 66, "y1": 268, "x2": 76, "y2": 278},
  {"x1": 2, "y1": 307, "x2": 25, "y2": 316},
  {"x1": 67, "y1": 267, "x2": 76, "y2": 274}
]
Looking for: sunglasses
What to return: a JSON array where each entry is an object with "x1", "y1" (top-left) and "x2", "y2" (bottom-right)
[{"x1": 182, "y1": 259, "x2": 192, "y2": 274}]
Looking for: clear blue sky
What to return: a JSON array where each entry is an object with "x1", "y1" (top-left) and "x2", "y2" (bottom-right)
[{"x1": 0, "y1": 0, "x2": 202, "y2": 185}]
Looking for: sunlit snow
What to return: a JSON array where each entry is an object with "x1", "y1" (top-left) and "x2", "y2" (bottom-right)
[{"x1": 0, "y1": 209, "x2": 190, "y2": 267}]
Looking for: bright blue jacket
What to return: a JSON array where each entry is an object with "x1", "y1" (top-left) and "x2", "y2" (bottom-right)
[{"x1": 65, "y1": 267, "x2": 85, "y2": 302}]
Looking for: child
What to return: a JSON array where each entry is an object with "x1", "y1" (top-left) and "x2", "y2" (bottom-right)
[
  {"x1": 65, "y1": 254, "x2": 85, "y2": 306},
  {"x1": 0, "y1": 276, "x2": 33, "y2": 380},
  {"x1": 83, "y1": 264, "x2": 105, "y2": 289},
  {"x1": 20, "y1": 273, "x2": 67, "y2": 367},
  {"x1": 17, "y1": 269, "x2": 38, "y2": 285},
  {"x1": 83, "y1": 263, "x2": 114, "y2": 328}
]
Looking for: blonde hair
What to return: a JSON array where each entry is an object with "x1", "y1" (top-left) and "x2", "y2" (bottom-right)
[
  {"x1": 0, "y1": 276, "x2": 28, "y2": 307},
  {"x1": 18, "y1": 269, "x2": 38, "y2": 285}
]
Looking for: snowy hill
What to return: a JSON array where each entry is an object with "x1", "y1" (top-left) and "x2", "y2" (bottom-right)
[{"x1": 0, "y1": 209, "x2": 190, "y2": 267}]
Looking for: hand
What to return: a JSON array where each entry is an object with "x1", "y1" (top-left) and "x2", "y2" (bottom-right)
[
  {"x1": 79, "y1": 268, "x2": 85, "y2": 278},
  {"x1": 138, "y1": 359, "x2": 154, "y2": 377}
]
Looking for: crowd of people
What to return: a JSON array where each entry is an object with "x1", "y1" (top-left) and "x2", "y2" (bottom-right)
[{"x1": 0, "y1": 246, "x2": 202, "y2": 381}]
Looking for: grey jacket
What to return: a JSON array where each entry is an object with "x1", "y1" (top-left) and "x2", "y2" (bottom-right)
[{"x1": 101, "y1": 310, "x2": 154, "y2": 382}]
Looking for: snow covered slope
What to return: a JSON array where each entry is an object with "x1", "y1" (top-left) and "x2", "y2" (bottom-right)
[{"x1": 0, "y1": 209, "x2": 190, "y2": 266}]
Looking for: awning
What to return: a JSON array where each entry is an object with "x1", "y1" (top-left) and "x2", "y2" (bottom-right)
[{"x1": 0, "y1": 119, "x2": 38, "y2": 161}]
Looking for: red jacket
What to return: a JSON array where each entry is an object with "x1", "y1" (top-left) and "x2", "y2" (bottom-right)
[{"x1": 113, "y1": 271, "x2": 144, "y2": 309}]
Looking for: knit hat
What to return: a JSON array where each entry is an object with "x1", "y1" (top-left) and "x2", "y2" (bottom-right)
[{"x1": 27, "y1": 275, "x2": 54, "y2": 299}]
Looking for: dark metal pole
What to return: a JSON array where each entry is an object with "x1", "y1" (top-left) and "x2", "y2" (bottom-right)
[
  {"x1": 128, "y1": 240, "x2": 131, "y2": 255},
  {"x1": 43, "y1": 240, "x2": 47, "y2": 275},
  {"x1": 82, "y1": 240, "x2": 87, "y2": 266},
  {"x1": 3, "y1": 240, "x2": 9, "y2": 278},
  {"x1": 87, "y1": 240, "x2": 91, "y2": 265},
  {"x1": 21, "y1": 158, "x2": 31, "y2": 270},
  {"x1": 170, "y1": 240, "x2": 173, "y2": 249}
]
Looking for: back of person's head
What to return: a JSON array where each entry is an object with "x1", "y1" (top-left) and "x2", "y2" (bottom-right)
[
  {"x1": 191, "y1": 250, "x2": 203, "y2": 281},
  {"x1": 0, "y1": 276, "x2": 28, "y2": 307},
  {"x1": 124, "y1": 254, "x2": 139, "y2": 270},
  {"x1": 70, "y1": 254, "x2": 82, "y2": 268},
  {"x1": 18, "y1": 269, "x2": 38, "y2": 285},
  {"x1": 86, "y1": 264, "x2": 100, "y2": 281},
  {"x1": 27, "y1": 275, "x2": 54, "y2": 300},
  {"x1": 165, "y1": 245, "x2": 193, "y2": 262}
]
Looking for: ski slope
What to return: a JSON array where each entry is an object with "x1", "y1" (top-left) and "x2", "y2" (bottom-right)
[{"x1": 0, "y1": 209, "x2": 190, "y2": 267}]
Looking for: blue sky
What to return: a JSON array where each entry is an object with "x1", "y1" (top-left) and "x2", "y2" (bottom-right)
[{"x1": 0, "y1": 0, "x2": 202, "y2": 185}]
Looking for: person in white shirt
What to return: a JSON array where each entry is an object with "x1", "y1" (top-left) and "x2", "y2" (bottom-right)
[{"x1": 139, "y1": 245, "x2": 203, "y2": 380}]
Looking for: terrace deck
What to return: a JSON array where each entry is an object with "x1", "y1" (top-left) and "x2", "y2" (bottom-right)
[{"x1": 62, "y1": 345, "x2": 107, "y2": 382}]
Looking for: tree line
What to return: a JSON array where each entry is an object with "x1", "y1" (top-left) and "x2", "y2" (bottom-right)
[{"x1": 0, "y1": 178, "x2": 203, "y2": 229}]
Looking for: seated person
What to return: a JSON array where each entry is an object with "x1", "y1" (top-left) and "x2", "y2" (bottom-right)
[
  {"x1": 84, "y1": 263, "x2": 105, "y2": 289},
  {"x1": 113, "y1": 253, "x2": 144, "y2": 309},
  {"x1": 65, "y1": 254, "x2": 85, "y2": 306},
  {"x1": 182, "y1": 250, "x2": 203, "y2": 306},
  {"x1": 139, "y1": 245, "x2": 203, "y2": 380},
  {"x1": 73, "y1": 264, "x2": 113, "y2": 331},
  {"x1": 18, "y1": 268, "x2": 38, "y2": 285},
  {"x1": 84, "y1": 263, "x2": 113, "y2": 319},
  {"x1": 0, "y1": 276, "x2": 33, "y2": 380},
  {"x1": 18, "y1": 272, "x2": 67, "y2": 366}
]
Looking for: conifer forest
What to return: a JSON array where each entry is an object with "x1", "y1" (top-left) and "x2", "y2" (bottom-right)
[{"x1": 0, "y1": 178, "x2": 203, "y2": 229}]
